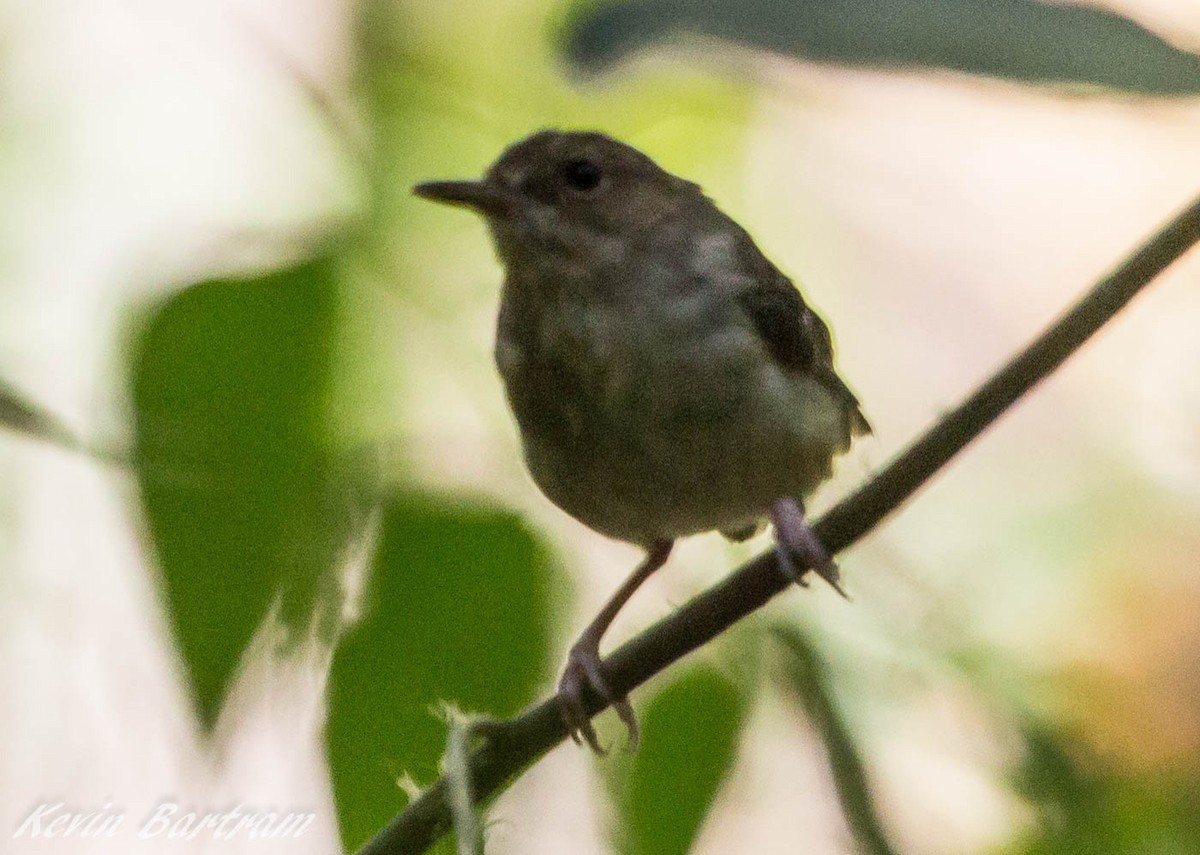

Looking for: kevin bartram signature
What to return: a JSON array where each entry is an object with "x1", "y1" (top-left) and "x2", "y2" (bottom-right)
[{"x1": 13, "y1": 801, "x2": 316, "y2": 840}]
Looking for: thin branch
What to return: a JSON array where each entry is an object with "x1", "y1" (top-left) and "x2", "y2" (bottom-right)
[
  {"x1": 358, "y1": 192, "x2": 1200, "y2": 855},
  {"x1": 0, "y1": 380, "x2": 176, "y2": 473},
  {"x1": 0, "y1": 379, "x2": 84, "y2": 452},
  {"x1": 442, "y1": 710, "x2": 482, "y2": 855}
]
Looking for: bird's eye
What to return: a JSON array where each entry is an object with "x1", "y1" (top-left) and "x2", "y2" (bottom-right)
[{"x1": 563, "y1": 158, "x2": 602, "y2": 192}]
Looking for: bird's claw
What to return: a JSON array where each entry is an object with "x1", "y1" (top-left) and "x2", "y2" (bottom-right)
[
  {"x1": 772, "y1": 497, "x2": 848, "y2": 598},
  {"x1": 775, "y1": 540, "x2": 847, "y2": 597},
  {"x1": 558, "y1": 644, "x2": 638, "y2": 754},
  {"x1": 774, "y1": 541, "x2": 809, "y2": 586}
]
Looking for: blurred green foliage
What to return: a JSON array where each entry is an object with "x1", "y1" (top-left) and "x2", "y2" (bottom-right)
[
  {"x1": 132, "y1": 256, "x2": 341, "y2": 727},
  {"x1": 326, "y1": 497, "x2": 557, "y2": 851},
  {"x1": 564, "y1": 0, "x2": 1200, "y2": 95},
  {"x1": 609, "y1": 666, "x2": 747, "y2": 855},
  {"x1": 1010, "y1": 720, "x2": 1200, "y2": 855}
]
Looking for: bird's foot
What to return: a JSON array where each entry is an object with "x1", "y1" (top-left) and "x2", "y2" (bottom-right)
[
  {"x1": 771, "y1": 497, "x2": 848, "y2": 598},
  {"x1": 558, "y1": 641, "x2": 638, "y2": 754}
]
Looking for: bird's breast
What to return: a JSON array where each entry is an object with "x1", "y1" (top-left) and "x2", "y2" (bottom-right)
[
  {"x1": 496, "y1": 288, "x2": 759, "y2": 443},
  {"x1": 495, "y1": 284, "x2": 805, "y2": 543}
]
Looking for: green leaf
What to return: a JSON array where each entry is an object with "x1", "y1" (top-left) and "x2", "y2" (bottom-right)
[
  {"x1": 131, "y1": 255, "x2": 340, "y2": 729},
  {"x1": 563, "y1": 0, "x2": 1200, "y2": 95},
  {"x1": 610, "y1": 666, "x2": 747, "y2": 855},
  {"x1": 326, "y1": 496, "x2": 557, "y2": 852}
]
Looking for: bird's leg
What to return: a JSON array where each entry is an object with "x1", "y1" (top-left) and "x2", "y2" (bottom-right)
[
  {"x1": 771, "y1": 497, "x2": 847, "y2": 598},
  {"x1": 558, "y1": 538, "x2": 673, "y2": 753}
]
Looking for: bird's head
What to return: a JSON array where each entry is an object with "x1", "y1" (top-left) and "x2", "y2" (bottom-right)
[{"x1": 414, "y1": 130, "x2": 698, "y2": 270}]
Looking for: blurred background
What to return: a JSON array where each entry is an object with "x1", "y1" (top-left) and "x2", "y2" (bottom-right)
[{"x1": 2, "y1": 1, "x2": 1200, "y2": 854}]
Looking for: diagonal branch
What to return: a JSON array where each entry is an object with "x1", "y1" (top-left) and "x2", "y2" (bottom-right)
[
  {"x1": 0, "y1": 379, "x2": 84, "y2": 451},
  {"x1": 358, "y1": 191, "x2": 1200, "y2": 855}
]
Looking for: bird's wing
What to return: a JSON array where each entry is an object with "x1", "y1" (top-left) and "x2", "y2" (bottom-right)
[{"x1": 734, "y1": 241, "x2": 871, "y2": 439}]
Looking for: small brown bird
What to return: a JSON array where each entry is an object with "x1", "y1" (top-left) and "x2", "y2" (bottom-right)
[{"x1": 415, "y1": 130, "x2": 869, "y2": 752}]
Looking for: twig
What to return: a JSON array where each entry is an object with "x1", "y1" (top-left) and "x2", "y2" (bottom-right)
[
  {"x1": 357, "y1": 192, "x2": 1200, "y2": 855},
  {"x1": 0, "y1": 380, "x2": 83, "y2": 451},
  {"x1": 441, "y1": 709, "x2": 482, "y2": 855},
  {"x1": 0, "y1": 380, "x2": 195, "y2": 474}
]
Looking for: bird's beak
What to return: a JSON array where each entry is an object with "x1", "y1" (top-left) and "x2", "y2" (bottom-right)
[{"x1": 413, "y1": 179, "x2": 512, "y2": 218}]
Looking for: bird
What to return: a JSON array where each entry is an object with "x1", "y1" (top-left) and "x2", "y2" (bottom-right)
[{"x1": 414, "y1": 130, "x2": 869, "y2": 752}]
